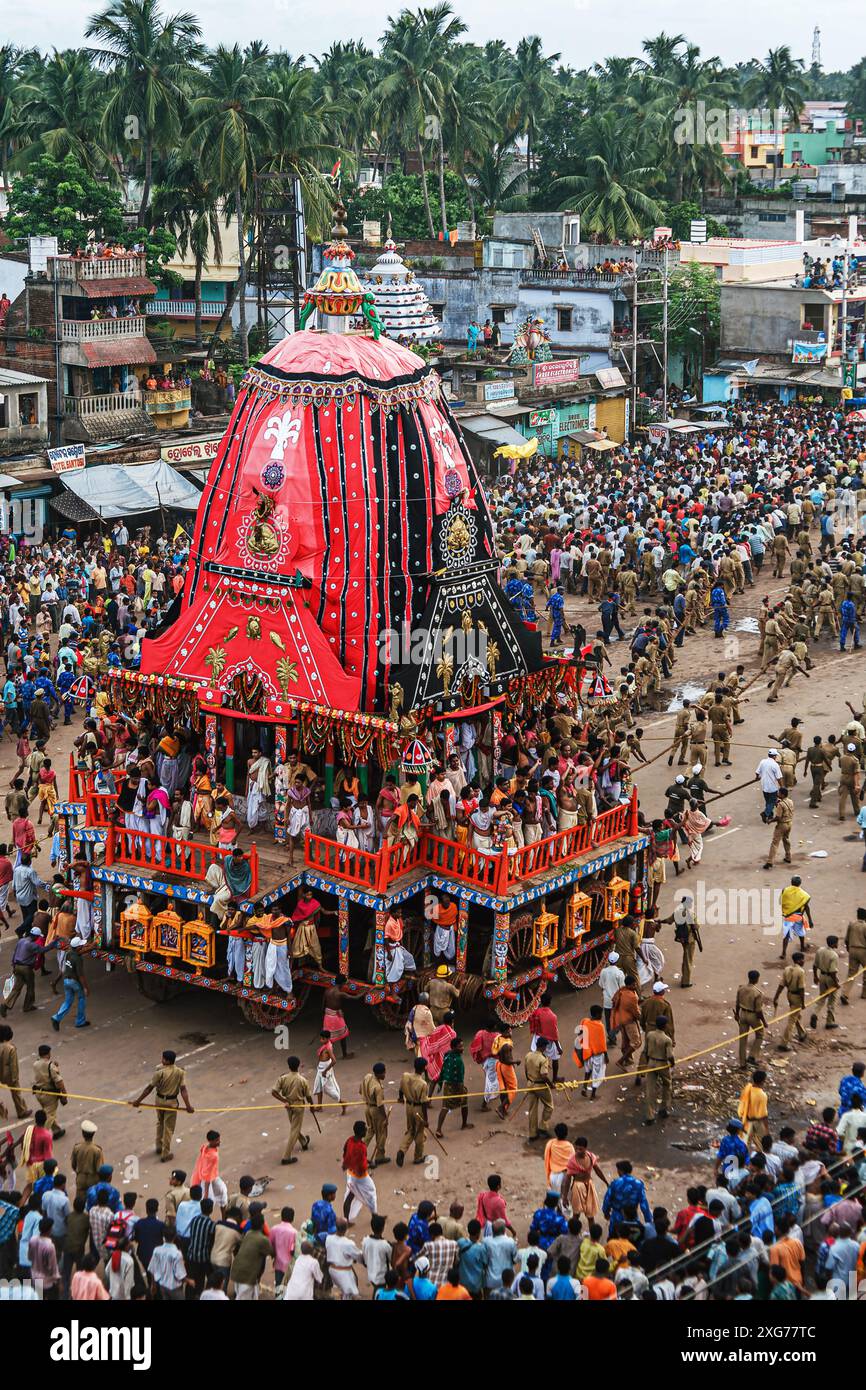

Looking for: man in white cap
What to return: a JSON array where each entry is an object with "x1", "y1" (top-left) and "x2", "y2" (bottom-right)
[
  {"x1": 838, "y1": 743, "x2": 861, "y2": 820},
  {"x1": 754, "y1": 750, "x2": 783, "y2": 823},
  {"x1": 640, "y1": 981, "x2": 675, "y2": 1043},
  {"x1": 50, "y1": 936, "x2": 90, "y2": 1031},
  {"x1": 70, "y1": 1119, "x2": 104, "y2": 1200},
  {"x1": 598, "y1": 952, "x2": 625, "y2": 1043}
]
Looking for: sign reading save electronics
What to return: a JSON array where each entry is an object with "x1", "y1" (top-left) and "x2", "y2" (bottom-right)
[{"x1": 532, "y1": 357, "x2": 585, "y2": 388}]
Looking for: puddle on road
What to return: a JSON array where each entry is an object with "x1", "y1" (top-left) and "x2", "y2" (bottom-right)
[{"x1": 667, "y1": 682, "x2": 707, "y2": 712}]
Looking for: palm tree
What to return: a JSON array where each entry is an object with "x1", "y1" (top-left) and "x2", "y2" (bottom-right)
[
  {"x1": 260, "y1": 59, "x2": 337, "y2": 240},
  {"x1": 0, "y1": 46, "x2": 31, "y2": 191},
  {"x1": 440, "y1": 54, "x2": 497, "y2": 226},
  {"x1": 377, "y1": 9, "x2": 443, "y2": 238},
  {"x1": 15, "y1": 50, "x2": 112, "y2": 177},
  {"x1": 552, "y1": 110, "x2": 663, "y2": 241},
  {"x1": 411, "y1": 5, "x2": 466, "y2": 237},
  {"x1": 314, "y1": 40, "x2": 379, "y2": 179},
  {"x1": 189, "y1": 44, "x2": 273, "y2": 364},
  {"x1": 467, "y1": 147, "x2": 525, "y2": 215},
  {"x1": 640, "y1": 32, "x2": 687, "y2": 77},
  {"x1": 746, "y1": 46, "x2": 808, "y2": 185},
  {"x1": 500, "y1": 36, "x2": 561, "y2": 196},
  {"x1": 85, "y1": 0, "x2": 203, "y2": 225},
  {"x1": 151, "y1": 152, "x2": 225, "y2": 346}
]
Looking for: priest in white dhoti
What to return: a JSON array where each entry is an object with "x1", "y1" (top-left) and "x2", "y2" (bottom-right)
[{"x1": 246, "y1": 748, "x2": 273, "y2": 830}]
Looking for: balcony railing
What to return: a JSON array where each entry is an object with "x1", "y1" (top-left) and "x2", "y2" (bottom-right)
[
  {"x1": 53, "y1": 254, "x2": 148, "y2": 281},
  {"x1": 304, "y1": 789, "x2": 638, "y2": 895},
  {"x1": 68, "y1": 757, "x2": 128, "y2": 801},
  {"x1": 146, "y1": 300, "x2": 224, "y2": 318},
  {"x1": 64, "y1": 390, "x2": 141, "y2": 417},
  {"x1": 143, "y1": 388, "x2": 192, "y2": 415},
  {"x1": 104, "y1": 825, "x2": 259, "y2": 893},
  {"x1": 520, "y1": 268, "x2": 630, "y2": 288},
  {"x1": 62, "y1": 316, "x2": 147, "y2": 341}
]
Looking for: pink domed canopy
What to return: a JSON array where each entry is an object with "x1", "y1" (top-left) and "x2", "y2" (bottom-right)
[{"x1": 141, "y1": 327, "x2": 523, "y2": 716}]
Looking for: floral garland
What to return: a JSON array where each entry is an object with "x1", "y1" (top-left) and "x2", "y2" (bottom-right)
[
  {"x1": 503, "y1": 662, "x2": 572, "y2": 716},
  {"x1": 240, "y1": 364, "x2": 441, "y2": 413}
]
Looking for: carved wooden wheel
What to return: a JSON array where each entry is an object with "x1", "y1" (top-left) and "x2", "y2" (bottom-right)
[
  {"x1": 493, "y1": 911, "x2": 548, "y2": 1026},
  {"x1": 238, "y1": 983, "x2": 309, "y2": 1029}
]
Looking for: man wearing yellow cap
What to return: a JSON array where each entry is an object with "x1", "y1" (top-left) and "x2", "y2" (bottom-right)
[{"x1": 428, "y1": 965, "x2": 460, "y2": 1025}]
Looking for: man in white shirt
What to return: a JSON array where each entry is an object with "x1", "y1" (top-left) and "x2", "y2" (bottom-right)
[
  {"x1": 325, "y1": 1221, "x2": 362, "y2": 1299},
  {"x1": 755, "y1": 751, "x2": 783, "y2": 823},
  {"x1": 598, "y1": 952, "x2": 625, "y2": 1042}
]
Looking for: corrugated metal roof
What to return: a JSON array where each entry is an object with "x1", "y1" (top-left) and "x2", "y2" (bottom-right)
[
  {"x1": 78, "y1": 276, "x2": 156, "y2": 299},
  {"x1": 80, "y1": 337, "x2": 157, "y2": 367}
]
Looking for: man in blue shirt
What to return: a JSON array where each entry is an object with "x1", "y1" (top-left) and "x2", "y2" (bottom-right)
[
  {"x1": 715, "y1": 1119, "x2": 749, "y2": 1179},
  {"x1": 839, "y1": 594, "x2": 861, "y2": 652},
  {"x1": 457, "y1": 1221, "x2": 489, "y2": 1297},
  {"x1": 839, "y1": 1062, "x2": 866, "y2": 1115},
  {"x1": 603, "y1": 1160, "x2": 652, "y2": 1233},
  {"x1": 310, "y1": 1184, "x2": 338, "y2": 1246},
  {"x1": 86, "y1": 1165, "x2": 122, "y2": 1213}
]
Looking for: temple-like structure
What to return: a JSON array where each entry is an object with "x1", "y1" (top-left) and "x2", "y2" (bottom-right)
[
  {"x1": 361, "y1": 232, "x2": 442, "y2": 345},
  {"x1": 60, "y1": 205, "x2": 648, "y2": 1031}
]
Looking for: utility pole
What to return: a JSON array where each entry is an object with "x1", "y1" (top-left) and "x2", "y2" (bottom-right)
[
  {"x1": 662, "y1": 246, "x2": 669, "y2": 419},
  {"x1": 839, "y1": 241, "x2": 850, "y2": 392},
  {"x1": 631, "y1": 268, "x2": 638, "y2": 435}
]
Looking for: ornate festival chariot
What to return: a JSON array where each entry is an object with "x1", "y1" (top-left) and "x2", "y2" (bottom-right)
[{"x1": 59, "y1": 208, "x2": 648, "y2": 1028}]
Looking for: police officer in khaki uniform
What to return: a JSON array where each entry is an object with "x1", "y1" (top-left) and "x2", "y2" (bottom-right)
[
  {"x1": 70, "y1": 1120, "x2": 104, "y2": 1200},
  {"x1": 272, "y1": 1056, "x2": 313, "y2": 1164},
  {"x1": 132, "y1": 1049, "x2": 194, "y2": 1161},
  {"x1": 773, "y1": 951, "x2": 807, "y2": 1049},
  {"x1": 763, "y1": 792, "x2": 794, "y2": 869},
  {"x1": 804, "y1": 736, "x2": 831, "y2": 807},
  {"x1": 708, "y1": 693, "x2": 733, "y2": 766},
  {"x1": 640, "y1": 982, "x2": 676, "y2": 1043},
  {"x1": 361, "y1": 1062, "x2": 389, "y2": 1165},
  {"x1": 842, "y1": 910, "x2": 866, "y2": 1003},
  {"x1": 32, "y1": 1043, "x2": 66, "y2": 1137},
  {"x1": 734, "y1": 970, "x2": 767, "y2": 1067},
  {"x1": 811, "y1": 936, "x2": 841, "y2": 1030},
  {"x1": 838, "y1": 744, "x2": 861, "y2": 820},
  {"x1": 524, "y1": 1048, "x2": 553, "y2": 1140},
  {"x1": 640, "y1": 1021, "x2": 675, "y2": 1125},
  {"x1": 396, "y1": 1057, "x2": 429, "y2": 1167},
  {"x1": 0, "y1": 1024, "x2": 30, "y2": 1119},
  {"x1": 668, "y1": 703, "x2": 691, "y2": 767},
  {"x1": 613, "y1": 916, "x2": 641, "y2": 981}
]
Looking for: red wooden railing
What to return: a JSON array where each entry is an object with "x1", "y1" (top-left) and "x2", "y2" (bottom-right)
[
  {"x1": 421, "y1": 832, "x2": 504, "y2": 892},
  {"x1": 304, "y1": 788, "x2": 639, "y2": 895},
  {"x1": 85, "y1": 791, "x2": 118, "y2": 827},
  {"x1": 304, "y1": 831, "x2": 381, "y2": 889},
  {"x1": 68, "y1": 754, "x2": 127, "y2": 802},
  {"x1": 104, "y1": 827, "x2": 258, "y2": 893}
]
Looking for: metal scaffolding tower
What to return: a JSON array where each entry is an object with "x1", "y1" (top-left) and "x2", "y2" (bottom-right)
[{"x1": 252, "y1": 172, "x2": 307, "y2": 347}]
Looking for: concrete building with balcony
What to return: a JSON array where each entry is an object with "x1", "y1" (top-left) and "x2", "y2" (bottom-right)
[{"x1": 0, "y1": 247, "x2": 177, "y2": 443}]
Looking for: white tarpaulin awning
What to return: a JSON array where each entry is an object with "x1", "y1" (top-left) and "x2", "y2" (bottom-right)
[{"x1": 58, "y1": 459, "x2": 202, "y2": 519}]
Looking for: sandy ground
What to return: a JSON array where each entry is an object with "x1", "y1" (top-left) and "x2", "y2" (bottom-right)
[{"x1": 2, "y1": 574, "x2": 865, "y2": 1293}]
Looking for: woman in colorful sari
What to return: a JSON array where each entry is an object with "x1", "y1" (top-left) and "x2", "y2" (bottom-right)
[
  {"x1": 376, "y1": 776, "x2": 400, "y2": 841},
  {"x1": 492, "y1": 1029, "x2": 518, "y2": 1119},
  {"x1": 561, "y1": 1138, "x2": 609, "y2": 1219},
  {"x1": 417, "y1": 1012, "x2": 457, "y2": 1087},
  {"x1": 680, "y1": 799, "x2": 713, "y2": 869}
]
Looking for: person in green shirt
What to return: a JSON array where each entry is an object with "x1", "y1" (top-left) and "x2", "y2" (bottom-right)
[
  {"x1": 435, "y1": 1037, "x2": 473, "y2": 1137},
  {"x1": 229, "y1": 1210, "x2": 273, "y2": 1299},
  {"x1": 576, "y1": 1223, "x2": 607, "y2": 1281}
]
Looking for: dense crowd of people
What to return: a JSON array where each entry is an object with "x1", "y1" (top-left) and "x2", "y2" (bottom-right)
[{"x1": 1, "y1": 396, "x2": 866, "y2": 1301}]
